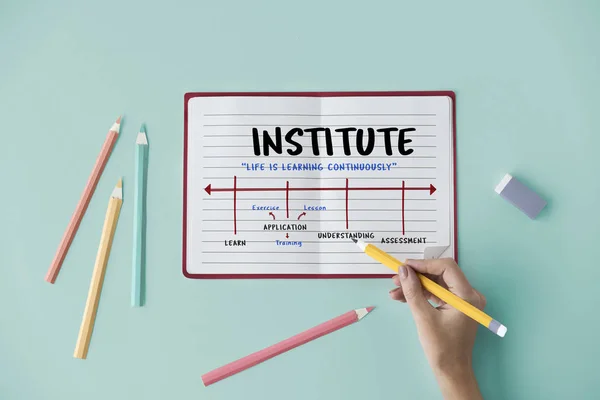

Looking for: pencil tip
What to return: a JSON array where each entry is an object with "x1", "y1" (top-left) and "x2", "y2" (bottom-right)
[
  {"x1": 110, "y1": 116, "x2": 122, "y2": 133},
  {"x1": 139, "y1": 124, "x2": 145, "y2": 133},
  {"x1": 111, "y1": 178, "x2": 123, "y2": 199},
  {"x1": 356, "y1": 307, "x2": 374, "y2": 320},
  {"x1": 136, "y1": 128, "x2": 148, "y2": 145},
  {"x1": 351, "y1": 238, "x2": 357, "y2": 243}
]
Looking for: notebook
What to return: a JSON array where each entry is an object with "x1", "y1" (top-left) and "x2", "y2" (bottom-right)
[{"x1": 183, "y1": 91, "x2": 456, "y2": 278}]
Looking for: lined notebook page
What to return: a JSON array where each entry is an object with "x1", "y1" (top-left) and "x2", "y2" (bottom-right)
[{"x1": 186, "y1": 95, "x2": 454, "y2": 276}]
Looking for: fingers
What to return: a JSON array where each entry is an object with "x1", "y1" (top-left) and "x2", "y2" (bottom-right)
[
  {"x1": 389, "y1": 284, "x2": 444, "y2": 307},
  {"x1": 391, "y1": 274, "x2": 445, "y2": 306},
  {"x1": 404, "y1": 258, "x2": 474, "y2": 299},
  {"x1": 397, "y1": 265, "x2": 433, "y2": 319},
  {"x1": 394, "y1": 273, "x2": 446, "y2": 288},
  {"x1": 472, "y1": 288, "x2": 487, "y2": 309},
  {"x1": 389, "y1": 287, "x2": 405, "y2": 302},
  {"x1": 392, "y1": 274, "x2": 401, "y2": 287}
]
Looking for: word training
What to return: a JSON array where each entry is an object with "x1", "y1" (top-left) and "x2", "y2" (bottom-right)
[{"x1": 252, "y1": 126, "x2": 416, "y2": 156}]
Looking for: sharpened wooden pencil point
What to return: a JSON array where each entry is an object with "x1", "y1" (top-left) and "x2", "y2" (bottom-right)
[
  {"x1": 110, "y1": 116, "x2": 121, "y2": 133},
  {"x1": 136, "y1": 128, "x2": 148, "y2": 145}
]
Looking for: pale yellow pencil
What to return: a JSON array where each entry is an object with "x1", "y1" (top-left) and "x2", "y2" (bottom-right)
[{"x1": 74, "y1": 179, "x2": 123, "y2": 359}]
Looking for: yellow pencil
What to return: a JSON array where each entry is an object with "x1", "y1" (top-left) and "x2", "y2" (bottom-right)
[
  {"x1": 74, "y1": 179, "x2": 123, "y2": 359},
  {"x1": 352, "y1": 239, "x2": 507, "y2": 338}
]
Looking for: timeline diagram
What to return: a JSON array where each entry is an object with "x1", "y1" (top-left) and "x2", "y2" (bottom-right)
[{"x1": 204, "y1": 176, "x2": 437, "y2": 236}]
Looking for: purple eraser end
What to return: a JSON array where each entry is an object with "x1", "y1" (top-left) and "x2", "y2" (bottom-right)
[{"x1": 495, "y1": 174, "x2": 547, "y2": 219}]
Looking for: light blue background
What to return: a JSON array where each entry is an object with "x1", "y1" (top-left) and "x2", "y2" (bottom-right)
[{"x1": 1, "y1": 1, "x2": 599, "y2": 399}]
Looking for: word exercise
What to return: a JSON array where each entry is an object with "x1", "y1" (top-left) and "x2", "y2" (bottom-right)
[{"x1": 184, "y1": 93, "x2": 456, "y2": 277}]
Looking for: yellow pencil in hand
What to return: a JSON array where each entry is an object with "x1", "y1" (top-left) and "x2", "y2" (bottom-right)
[
  {"x1": 352, "y1": 238, "x2": 507, "y2": 338},
  {"x1": 74, "y1": 179, "x2": 123, "y2": 359}
]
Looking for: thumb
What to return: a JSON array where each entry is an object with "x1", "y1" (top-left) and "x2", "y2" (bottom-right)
[{"x1": 398, "y1": 265, "x2": 432, "y2": 319}]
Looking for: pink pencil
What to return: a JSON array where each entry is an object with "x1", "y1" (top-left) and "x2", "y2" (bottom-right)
[
  {"x1": 201, "y1": 306, "x2": 374, "y2": 386},
  {"x1": 45, "y1": 117, "x2": 121, "y2": 284}
]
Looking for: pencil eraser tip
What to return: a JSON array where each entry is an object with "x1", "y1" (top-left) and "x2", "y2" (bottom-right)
[{"x1": 497, "y1": 325, "x2": 507, "y2": 337}]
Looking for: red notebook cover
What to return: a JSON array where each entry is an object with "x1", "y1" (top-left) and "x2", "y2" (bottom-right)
[{"x1": 183, "y1": 91, "x2": 457, "y2": 279}]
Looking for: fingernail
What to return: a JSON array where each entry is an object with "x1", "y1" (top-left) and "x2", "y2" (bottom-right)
[{"x1": 399, "y1": 266, "x2": 408, "y2": 280}]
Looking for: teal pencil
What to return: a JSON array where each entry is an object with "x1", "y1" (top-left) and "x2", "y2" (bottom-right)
[{"x1": 132, "y1": 125, "x2": 148, "y2": 307}]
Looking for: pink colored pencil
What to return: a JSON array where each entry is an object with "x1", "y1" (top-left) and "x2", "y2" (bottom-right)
[
  {"x1": 201, "y1": 306, "x2": 374, "y2": 386},
  {"x1": 45, "y1": 117, "x2": 121, "y2": 284}
]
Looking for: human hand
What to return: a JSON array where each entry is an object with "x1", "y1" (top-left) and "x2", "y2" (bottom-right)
[{"x1": 390, "y1": 258, "x2": 485, "y2": 400}]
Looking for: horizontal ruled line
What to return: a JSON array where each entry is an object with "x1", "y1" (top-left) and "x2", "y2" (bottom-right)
[
  {"x1": 202, "y1": 167, "x2": 437, "y2": 170},
  {"x1": 202, "y1": 230, "x2": 437, "y2": 233},
  {"x1": 203, "y1": 113, "x2": 437, "y2": 117},
  {"x1": 201, "y1": 208, "x2": 437, "y2": 212},
  {"x1": 202, "y1": 145, "x2": 438, "y2": 148},
  {"x1": 203, "y1": 177, "x2": 436, "y2": 180},
  {"x1": 200, "y1": 262, "x2": 408, "y2": 265},
  {"x1": 202, "y1": 124, "x2": 437, "y2": 127},
  {"x1": 202, "y1": 251, "x2": 421, "y2": 254},
  {"x1": 202, "y1": 134, "x2": 437, "y2": 138},
  {"x1": 200, "y1": 240, "x2": 438, "y2": 244},
  {"x1": 201, "y1": 219, "x2": 437, "y2": 222},
  {"x1": 203, "y1": 198, "x2": 436, "y2": 201},
  {"x1": 202, "y1": 156, "x2": 437, "y2": 159}
]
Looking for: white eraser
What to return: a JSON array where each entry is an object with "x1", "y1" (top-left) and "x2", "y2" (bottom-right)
[{"x1": 495, "y1": 174, "x2": 547, "y2": 219}]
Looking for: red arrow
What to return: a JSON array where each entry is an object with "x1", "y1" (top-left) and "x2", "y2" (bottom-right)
[
  {"x1": 297, "y1": 212, "x2": 306, "y2": 220},
  {"x1": 269, "y1": 212, "x2": 276, "y2": 220},
  {"x1": 285, "y1": 233, "x2": 289, "y2": 239},
  {"x1": 205, "y1": 183, "x2": 436, "y2": 195}
]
